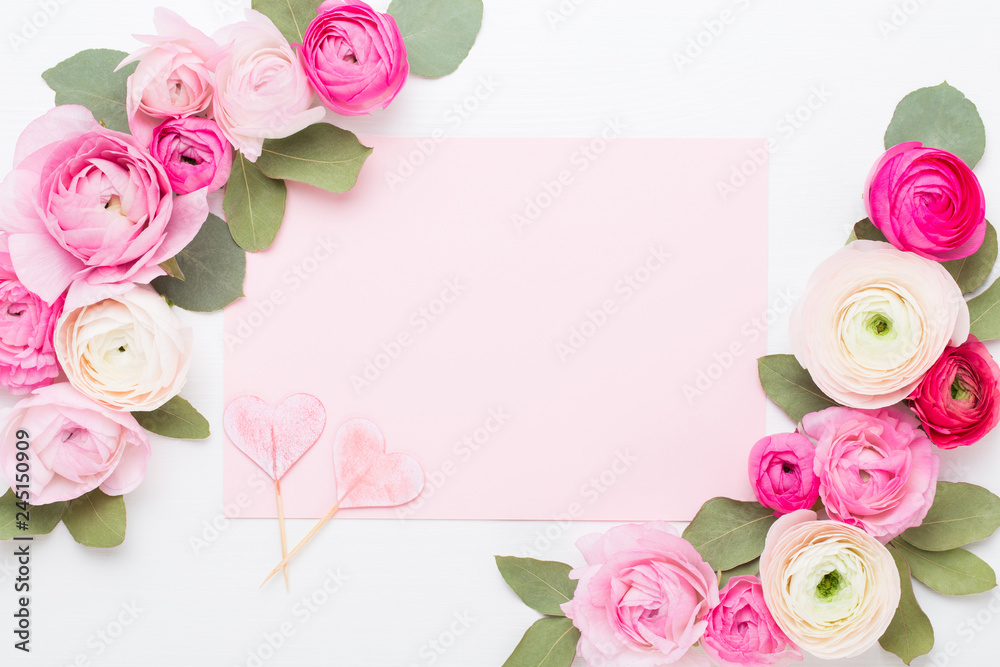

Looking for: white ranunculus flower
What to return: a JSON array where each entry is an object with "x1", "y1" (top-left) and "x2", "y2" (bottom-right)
[
  {"x1": 789, "y1": 240, "x2": 969, "y2": 408},
  {"x1": 54, "y1": 286, "x2": 192, "y2": 411},
  {"x1": 759, "y1": 510, "x2": 901, "y2": 660}
]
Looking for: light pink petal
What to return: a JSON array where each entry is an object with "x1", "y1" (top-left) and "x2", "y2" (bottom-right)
[
  {"x1": 13, "y1": 105, "x2": 99, "y2": 166},
  {"x1": 99, "y1": 435, "x2": 151, "y2": 496},
  {"x1": 7, "y1": 233, "x2": 83, "y2": 304},
  {"x1": 150, "y1": 189, "x2": 209, "y2": 264}
]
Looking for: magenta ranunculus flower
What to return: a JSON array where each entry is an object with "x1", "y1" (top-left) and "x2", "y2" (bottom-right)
[
  {"x1": 864, "y1": 141, "x2": 986, "y2": 261},
  {"x1": 118, "y1": 8, "x2": 223, "y2": 146},
  {"x1": 909, "y1": 336, "x2": 1000, "y2": 449},
  {"x1": 561, "y1": 522, "x2": 719, "y2": 667},
  {"x1": 150, "y1": 117, "x2": 233, "y2": 194},
  {"x1": 801, "y1": 406, "x2": 940, "y2": 542},
  {"x1": 0, "y1": 105, "x2": 208, "y2": 308},
  {"x1": 0, "y1": 383, "x2": 150, "y2": 505},
  {"x1": 0, "y1": 244, "x2": 63, "y2": 394},
  {"x1": 749, "y1": 433, "x2": 820, "y2": 516},
  {"x1": 702, "y1": 575, "x2": 802, "y2": 667},
  {"x1": 300, "y1": 0, "x2": 409, "y2": 116}
]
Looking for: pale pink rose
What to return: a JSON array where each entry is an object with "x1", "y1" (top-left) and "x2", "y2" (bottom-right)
[
  {"x1": 212, "y1": 10, "x2": 326, "y2": 161},
  {"x1": 150, "y1": 117, "x2": 233, "y2": 194},
  {"x1": 119, "y1": 8, "x2": 223, "y2": 146},
  {"x1": 789, "y1": 240, "x2": 969, "y2": 408},
  {"x1": 864, "y1": 142, "x2": 986, "y2": 262},
  {"x1": 561, "y1": 522, "x2": 718, "y2": 667},
  {"x1": 759, "y1": 511, "x2": 900, "y2": 660},
  {"x1": 55, "y1": 286, "x2": 192, "y2": 412},
  {"x1": 300, "y1": 0, "x2": 409, "y2": 116},
  {"x1": 0, "y1": 241, "x2": 63, "y2": 394},
  {"x1": 0, "y1": 105, "x2": 208, "y2": 309},
  {"x1": 0, "y1": 383, "x2": 150, "y2": 505},
  {"x1": 702, "y1": 576, "x2": 802, "y2": 667},
  {"x1": 748, "y1": 433, "x2": 820, "y2": 516},
  {"x1": 801, "y1": 406, "x2": 939, "y2": 542}
]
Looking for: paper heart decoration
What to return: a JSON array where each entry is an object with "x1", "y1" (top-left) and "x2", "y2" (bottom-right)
[
  {"x1": 334, "y1": 419, "x2": 424, "y2": 508},
  {"x1": 224, "y1": 394, "x2": 327, "y2": 480}
]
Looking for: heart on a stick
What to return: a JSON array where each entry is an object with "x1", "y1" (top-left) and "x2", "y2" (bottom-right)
[
  {"x1": 334, "y1": 419, "x2": 424, "y2": 508},
  {"x1": 224, "y1": 394, "x2": 326, "y2": 480}
]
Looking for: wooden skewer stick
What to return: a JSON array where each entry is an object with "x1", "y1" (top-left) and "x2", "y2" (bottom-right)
[
  {"x1": 275, "y1": 479, "x2": 290, "y2": 591},
  {"x1": 260, "y1": 503, "x2": 341, "y2": 588}
]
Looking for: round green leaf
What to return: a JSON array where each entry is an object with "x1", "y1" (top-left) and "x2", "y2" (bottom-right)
[
  {"x1": 0, "y1": 490, "x2": 68, "y2": 539},
  {"x1": 846, "y1": 218, "x2": 888, "y2": 245},
  {"x1": 501, "y1": 617, "x2": 579, "y2": 667},
  {"x1": 42, "y1": 49, "x2": 136, "y2": 134},
  {"x1": 719, "y1": 558, "x2": 760, "y2": 588},
  {"x1": 900, "y1": 482, "x2": 1000, "y2": 551},
  {"x1": 495, "y1": 556, "x2": 576, "y2": 617},
  {"x1": 884, "y1": 82, "x2": 986, "y2": 168},
  {"x1": 682, "y1": 498, "x2": 777, "y2": 572},
  {"x1": 388, "y1": 0, "x2": 484, "y2": 78},
  {"x1": 252, "y1": 0, "x2": 323, "y2": 44},
  {"x1": 62, "y1": 490, "x2": 126, "y2": 548},
  {"x1": 943, "y1": 221, "x2": 998, "y2": 294},
  {"x1": 152, "y1": 215, "x2": 246, "y2": 312},
  {"x1": 894, "y1": 539, "x2": 996, "y2": 596},
  {"x1": 256, "y1": 125, "x2": 372, "y2": 194},
  {"x1": 225, "y1": 152, "x2": 288, "y2": 253},
  {"x1": 133, "y1": 396, "x2": 211, "y2": 440},
  {"x1": 879, "y1": 545, "x2": 934, "y2": 665},
  {"x1": 757, "y1": 355, "x2": 838, "y2": 423}
]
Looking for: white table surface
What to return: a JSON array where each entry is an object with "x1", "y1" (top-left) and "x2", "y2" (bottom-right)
[{"x1": 2, "y1": 1, "x2": 1000, "y2": 665}]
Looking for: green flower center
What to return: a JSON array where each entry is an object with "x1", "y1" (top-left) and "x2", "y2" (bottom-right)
[
  {"x1": 816, "y1": 570, "x2": 844, "y2": 599},
  {"x1": 865, "y1": 313, "x2": 893, "y2": 338},
  {"x1": 951, "y1": 377, "x2": 973, "y2": 402}
]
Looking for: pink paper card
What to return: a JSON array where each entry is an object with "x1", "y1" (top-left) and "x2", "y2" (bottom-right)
[{"x1": 223, "y1": 137, "x2": 768, "y2": 520}]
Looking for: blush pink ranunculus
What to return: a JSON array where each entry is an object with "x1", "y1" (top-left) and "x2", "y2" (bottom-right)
[
  {"x1": 864, "y1": 141, "x2": 986, "y2": 262},
  {"x1": 801, "y1": 406, "x2": 940, "y2": 542},
  {"x1": 212, "y1": 10, "x2": 326, "y2": 161},
  {"x1": 118, "y1": 7, "x2": 223, "y2": 146},
  {"x1": 0, "y1": 241, "x2": 63, "y2": 394},
  {"x1": 789, "y1": 240, "x2": 969, "y2": 409},
  {"x1": 561, "y1": 522, "x2": 719, "y2": 667},
  {"x1": 909, "y1": 335, "x2": 1000, "y2": 449},
  {"x1": 0, "y1": 383, "x2": 150, "y2": 505},
  {"x1": 748, "y1": 433, "x2": 820, "y2": 516},
  {"x1": 702, "y1": 575, "x2": 802, "y2": 667},
  {"x1": 150, "y1": 117, "x2": 233, "y2": 194},
  {"x1": 300, "y1": 0, "x2": 409, "y2": 116},
  {"x1": 0, "y1": 105, "x2": 209, "y2": 309}
]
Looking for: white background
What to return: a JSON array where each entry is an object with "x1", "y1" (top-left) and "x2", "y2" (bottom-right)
[{"x1": 2, "y1": 0, "x2": 1000, "y2": 665}]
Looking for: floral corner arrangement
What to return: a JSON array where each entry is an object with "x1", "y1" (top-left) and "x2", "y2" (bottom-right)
[
  {"x1": 0, "y1": 0, "x2": 483, "y2": 547},
  {"x1": 496, "y1": 82, "x2": 1000, "y2": 667}
]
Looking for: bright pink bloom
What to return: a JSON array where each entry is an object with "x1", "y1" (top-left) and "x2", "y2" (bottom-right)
[
  {"x1": 150, "y1": 117, "x2": 232, "y2": 194},
  {"x1": 748, "y1": 433, "x2": 820, "y2": 516},
  {"x1": 702, "y1": 575, "x2": 802, "y2": 667}
]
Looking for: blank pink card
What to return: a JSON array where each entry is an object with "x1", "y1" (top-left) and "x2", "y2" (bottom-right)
[{"x1": 223, "y1": 137, "x2": 768, "y2": 520}]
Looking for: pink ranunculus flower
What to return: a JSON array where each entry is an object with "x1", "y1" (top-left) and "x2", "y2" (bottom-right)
[
  {"x1": 800, "y1": 406, "x2": 940, "y2": 542},
  {"x1": 212, "y1": 10, "x2": 327, "y2": 161},
  {"x1": 118, "y1": 8, "x2": 223, "y2": 146},
  {"x1": 0, "y1": 105, "x2": 209, "y2": 309},
  {"x1": 150, "y1": 117, "x2": 233, "y2": 194},
  {"x1": 561, "y1": 522, "x2": 719, "y2": 667},
  {"x1": 789, "y1": 240, "x2": 969, "y2": 409},
  {"x1": 0, "y1": 383, "x2": 150, "y2": 505},
  {"x1": 759, "y1": 511, "x2": 900, "y2": 660},
  {"x1": 864, "y1": 141, "x2": 986, "y2": 262},
  {"x1": 702, "y1": 575, "x2": 802, "y2": 667},
  {"x1": 909, "y1": 335, "x2": 1000, "y2": 449},
  {"x1": 0, "y1": 241, "x2": 63, "y2": 394},
  {"x1": 300, "y1": 0, "x2": 409, "y2": 116},
  {"x1": 748, "y1": 433, "x2": 820, "y2": 516}
]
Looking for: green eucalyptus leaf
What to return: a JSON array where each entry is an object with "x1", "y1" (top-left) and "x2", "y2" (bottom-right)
[
  {"x1": 846, "y1": 218, "x2": 888, "y2": 245},
  {"x1": 900, "y1": 482, "x2": 1000, "y2": 551},
  {"x1": 152, "y1": 215, "x2": 246, "y2": 312},
  {"x1": 495, "y1": 556, "x2": 576, "y2": 617},
  {"x1": 224, "y1": 152, "x2": 288, "y2": 252},
  {"x1": 257, "y1": 124, "x2": 372, "y2": 194},
  {"x1": 0, "y1": 490, "x2": 68, "y2": 539},
  {"x1": 501, "y1": 617, "x2": 579, "y2": 667},
  {"x1": 682, "y1": 498, "x2": 777, "y2": 572},
  {"x1": 62, "y1": 489, "x2": 126, "y2": 548},
  {"x1": 252, "y1": 0, "x2": 323, "y2": 44},
  {"x1": 879, "y1": 545, "x2": 934, "y2": 665},
  {"x1": 42, "y1": 49, "x2": 135, "y2": 133},
  {"x1": 884, "y1": 82, "x2": 986, "y2": 168},
  {"x1": 388, "y1": 0, "x2": 484, "y2": 78},
  {"x1": 132, "y1": 396, "x2": 211, "y2": 440},
  {"x1": 967, "y1": 276, "x2": 1000, "y2": 341},
  {"x1": 943, "y1": 221, "x2": 998, "y2": 294},
  {"x1": 893, "y1": 539, "x2": 996, "y2": 596},
  {"x1": 719, "y1": 558, "x2": 760, "y2": 588},
  {"x1": 757, "y1": 355, "x2": 838, "y2": 423}
]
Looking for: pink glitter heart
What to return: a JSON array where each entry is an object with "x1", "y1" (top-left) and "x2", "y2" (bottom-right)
[
  {"x1": 224, "y1": 394, "x2": 326, "y2": 481},
  {"x1": 334, "y1": 419, "x2": 424, "y2": 509}
]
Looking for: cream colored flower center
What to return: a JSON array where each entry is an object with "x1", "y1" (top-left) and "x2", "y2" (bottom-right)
[{"x1": 840, "y1": 287, "x2": 922, "y2": 372}]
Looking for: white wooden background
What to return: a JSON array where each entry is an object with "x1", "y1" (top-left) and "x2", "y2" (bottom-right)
[{"x1": 1, "y1": 1, "x2": 1000, "y2": 665}]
